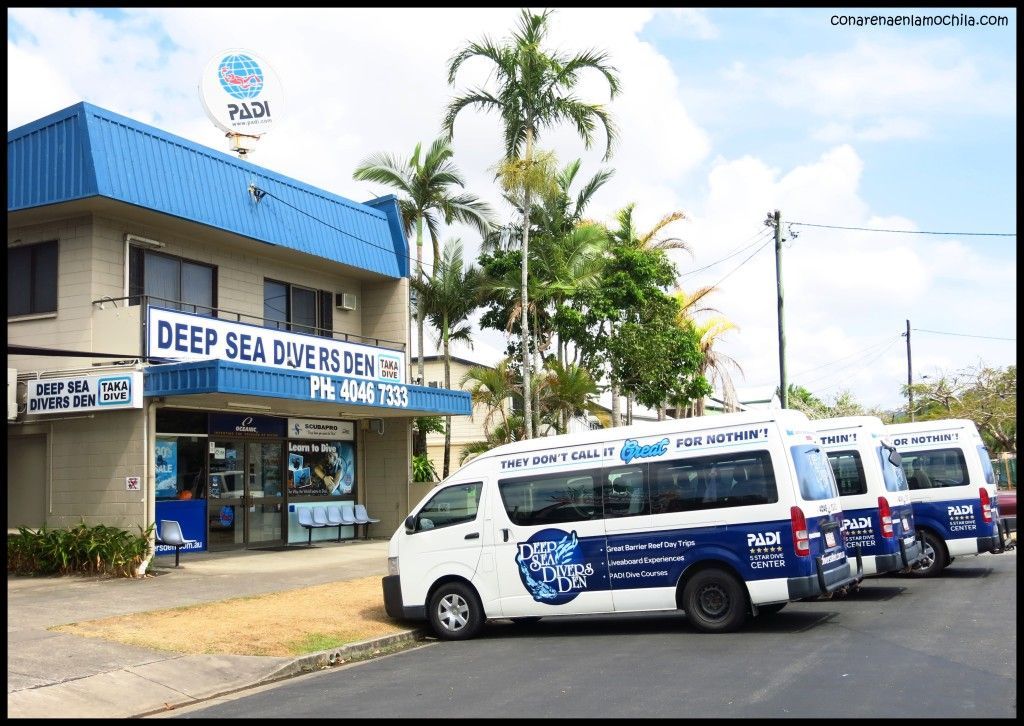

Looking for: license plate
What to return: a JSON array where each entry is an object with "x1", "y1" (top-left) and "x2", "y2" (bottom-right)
[
  {"x1": 902, "y1": 516, "x2": 911, "y2": 530},
  {"x1": 825, "y1": 530, "x2": 836, "y2": 548}
]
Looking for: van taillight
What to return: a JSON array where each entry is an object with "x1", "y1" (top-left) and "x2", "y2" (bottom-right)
[
  {"x1": 980, "y1": 488, "x2": 993, "y2": 523},
  {"x1": 878, "y1": 496, "x2": 894, "y2": 538},
  {"x1": 791, "y1": 506, "x2": 810, "y2": 556}
]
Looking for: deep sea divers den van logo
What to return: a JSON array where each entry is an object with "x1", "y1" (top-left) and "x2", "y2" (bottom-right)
[{"x1": 516, "y1": 529, "x2": 593, "y2": 605}]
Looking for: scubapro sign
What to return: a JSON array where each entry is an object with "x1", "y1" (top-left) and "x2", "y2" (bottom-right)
[
  {"x1": 199, "y1": 48, "x2": 284, "y2": 136},
  {"x1": 27, "y1": 373, "x2": 143, "y2": 414}
]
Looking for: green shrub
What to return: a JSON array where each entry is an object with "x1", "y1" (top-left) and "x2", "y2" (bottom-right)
[
  {"x1": 412, "y1": 453, "x2": 438, "y2": 483},
  {"x1": 6, "y1": 522, "x2": 154, "y2": 578}
]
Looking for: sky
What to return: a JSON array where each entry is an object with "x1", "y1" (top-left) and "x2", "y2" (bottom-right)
[{"x1": 7, "y1": 7, "x2": 1017, "y2": 412}]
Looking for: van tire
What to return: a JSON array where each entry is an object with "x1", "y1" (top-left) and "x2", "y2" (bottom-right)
[
  {"x1": 683, "y1": 569, "x2": 748, "y2": 633},
  {"x1": 428, "y1": 582, "x2": 484, "y2": 640},
  {"x1": 909, "y1": 530, "x2": 946, "y2": 578}
]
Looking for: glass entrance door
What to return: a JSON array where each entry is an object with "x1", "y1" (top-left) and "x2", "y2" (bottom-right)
[
  {"x1": 208, "y1": 440, "x2": 245, "y2": 548},
  {"x1": 207, "y1": 440, "x2": 285, "y2": 548},
  {"x1": 246, "y1": 442, "x2": 284, "y2": 546}
]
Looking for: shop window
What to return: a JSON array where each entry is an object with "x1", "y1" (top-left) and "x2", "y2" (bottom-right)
[
  {"x1": 129, "y1": 247, "x2": 216, "y2": 315},
  {"x1": 263, "y1": 279, "x2": 333, "y2": 337},
  {"x1": 8, "y1": 240, "x2": 58, "y2": 316},
  {"x1": 155, "y1": 436, "x2": 209, "y2": 500},
  {"x1": 287, "y1": 440, "x2": 355, "y2": 497}
]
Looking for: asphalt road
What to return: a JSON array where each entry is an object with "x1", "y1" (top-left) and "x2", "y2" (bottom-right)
[{"x1": 162, "y1": 549, "x2": 1017, "y2": 719}]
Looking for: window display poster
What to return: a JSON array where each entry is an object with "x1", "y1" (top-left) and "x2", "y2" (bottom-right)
[
  {"x1": 155, "y1": 438, "x2": 178, "y2": 498},
  {"x1": 287, "y1": 440, "x2": 354, "y2": 496}
]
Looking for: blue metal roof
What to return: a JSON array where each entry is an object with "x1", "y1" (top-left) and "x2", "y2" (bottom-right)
[
  {"x1": 7, "y1": 102, "x2": 408, "y2": 278},
  {"x1": 144, "y1": 359, "x2": 471, "y2": 416}
]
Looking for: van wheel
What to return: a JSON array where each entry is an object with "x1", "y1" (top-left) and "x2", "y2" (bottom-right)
[
  {"x1": 510, "y1": 617, "x2": 542, "y2": 625},
  {"x1": 757, "y1": 603, "x2": 787, "y2": 616},
  {"x1": 909, "y1": 530, "x2": 946, "y2": 578},
  {"x1": 428, "y1": 582, "x2": 484, "y2": 640},
  {"x1": 683, "y1": 569, "x2": 748, "y2": 633}
]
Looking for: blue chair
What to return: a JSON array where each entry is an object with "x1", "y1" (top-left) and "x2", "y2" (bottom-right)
[
  {"x1": 325, "y1": 505, "x2": 347, "y2": 542},
  {"x1": 353, "y1": 504, "x2": 381, "y2": 540},
  {"x1": 159, "y1": 520, "x2": 197, "y2": 568},
  {"x1": 298, "y1": 507, "x2": 324, "y2": 546}
]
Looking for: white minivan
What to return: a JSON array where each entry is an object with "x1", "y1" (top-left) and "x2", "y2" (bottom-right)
[
  {"x1": 814, "y1": 416, "x2": 923, "y2": 577},
  {"x1": 383, "y1": 409, "x2": 861, "y2": 640},
  {"x1": 885, "y1": 419, "x2": 1012, "y2": 577}
]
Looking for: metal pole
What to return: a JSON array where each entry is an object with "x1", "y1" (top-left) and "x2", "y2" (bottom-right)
[
  {"x1": 905, "y1": 319, "x2": 913, "y2": 421},
  {"x1": 774, "y1": 210, "x2": 788, "y2": 409}
]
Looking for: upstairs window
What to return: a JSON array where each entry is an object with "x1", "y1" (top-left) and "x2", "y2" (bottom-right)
[
  {"x1": 8, "y1": 240, "x2": 58, "y2": 316},
  {"x1": 263, "y1": 279, "x2": 333, "y2": 337},
  {"x1": 129, "y1": 248, "x2": 216, "y2": 315}
]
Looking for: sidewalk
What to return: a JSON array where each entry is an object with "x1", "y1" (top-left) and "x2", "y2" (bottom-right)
[{"x1": 7, "y1": 539, "x2": 422, "y2": 719}]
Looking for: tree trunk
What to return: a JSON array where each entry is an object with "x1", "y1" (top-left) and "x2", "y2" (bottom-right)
[
  {"x1": 611, "y1": 380, "x2": 621, "y2": 428},
  {"x1": 442, "y1": 314, "x2": 452, "y2": 479},
  {"x1": 416, "y1": 216, "x2": 425, "y2": 387},
  {"x1": 521, "y1": 128, "x2": 534, "y2": 440}
]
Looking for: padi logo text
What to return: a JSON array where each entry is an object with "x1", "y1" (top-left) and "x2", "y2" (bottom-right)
[
  {"x1": 620, "y1": 438, "x2": 669, "y2": 464},
  {"x1": 948, "y1": 504, "x2": 973, "y2": 517},
  {"x1": 842, "y1": 517, "x2": 872, "y2": 531},
  {"x1": 228, "y1": 101, "x2": 272, "y2": 122},
  {"x1": 747, "y1": 531, "x2": 781, "y2": 547}
]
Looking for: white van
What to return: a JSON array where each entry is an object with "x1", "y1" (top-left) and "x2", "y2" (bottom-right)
[
  {"x1": 884, "y1": 419, "x2": 1011, "y2": 577},
  {"x1": 814, "y1": 416, "x2": 923, "y2": 577},
  {"x1": 383, "y1": 409, "x2": 861, "y2": 640}
]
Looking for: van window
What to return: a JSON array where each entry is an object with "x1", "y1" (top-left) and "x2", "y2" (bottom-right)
[
  {"x1": 825, "y1": 451, "x2": 866, "y2": 496},
  {"x1": 648, "y1": 450, "x2": 777, "y2": 511},
  {"x1": 877, "y1": 448, "x2": 909, "y2": 493},
  {"x1": 499, "y1": 471, "x2": 600, "y2": 526},
  {"x1": 791, "y1": 445, "x2": 839, "y2": 501},
  {"x1": 415, "y1": 482, "x2": 483, "y2": 531},
  {"x1": 603, "y1": 466, "x2": 648, "y2": 518},
  {"x1": 977, "y1": 446, "x2": 995, "y2": 486},
  {"x1": 901, "y1": 448, "x2": 968, "y2": 489}
]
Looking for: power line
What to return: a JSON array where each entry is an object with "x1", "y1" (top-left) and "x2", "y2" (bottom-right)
[
  {"x1": 806, "y1": 337, "x2": 903, "y2": 398},
  {"x1": 677, "y1": 227, "x2": 772, "y2": 279},
  {"x1": 913, "y1": 328, "x2": 1015, "y2": 342},
  {"x1": 789, "y1": 221, "x2": 1015, "y2": 237},
  {"x1": 708, "y1": 235, "x2": 774, "y2": 289},
  {"x1": 789, "y1": 334, "x2": 902, "y2": 379},
  {"x1": 251, "y1": 186, "x2": 442, "y2": 275}
]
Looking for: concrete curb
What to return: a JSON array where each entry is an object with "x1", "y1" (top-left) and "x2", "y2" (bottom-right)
[
  {"x1": 258, "y1": 628, "x2": 429, "y2": 683},
  {"x1": 131, "y1": 628, "x2": 429, "y2": 718}
]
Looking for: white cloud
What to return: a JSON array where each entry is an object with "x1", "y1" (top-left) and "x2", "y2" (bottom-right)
[{"x1": 7, "y1": 8, "x2": 1016, "y2": 411}]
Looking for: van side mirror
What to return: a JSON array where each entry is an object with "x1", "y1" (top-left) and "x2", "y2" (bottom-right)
[
  {"x1": 888, "y1": 450, "x2": 902, "y2": 467},
  {"x1": 404, "y1": 515, "x2": 416, "y2": 532}
]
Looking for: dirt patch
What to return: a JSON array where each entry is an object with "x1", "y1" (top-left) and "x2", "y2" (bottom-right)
[{"x1": 52, "y1": 576, "x2": 410, "y2": 657}]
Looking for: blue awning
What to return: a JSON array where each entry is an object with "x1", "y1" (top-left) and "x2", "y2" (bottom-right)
[{"x1": 144, "y1": 360, "x2": 470, "y2": 416}]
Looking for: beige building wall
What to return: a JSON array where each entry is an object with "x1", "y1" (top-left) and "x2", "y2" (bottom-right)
[
  {"x1": 8, "y1": 410, "x2": 145, "y2": 530},
  {"x1": 360, "y1": 416, "x2": 412, "y2": 536},
  {"x1": 423, "y1": 357, "x2": 508, "y2": 478}
]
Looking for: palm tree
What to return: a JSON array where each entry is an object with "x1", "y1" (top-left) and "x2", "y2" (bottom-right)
[
  {"x1": 353, "y1": 137, "x2": 494, "y2": 387},
  {"x1": 538, "y1": 359, "x2": 605, "y2": 434},
  {"x1": 605, "y1": 203, "x2": 690, "y2": 424},
  {"x1": 445, "y1": 8, "x2": 621, "y2": 439},
  {"x1": 461, "y1": 358, "x2": 518, "y2": 442},
  {"x1": 410, "y1": 239, "x2": 482, "y2": 478},
  {"x1": 668, "y1": 287, "x2": 743, "y2": 416},
  {"x1": 684, "y1": 317, "x2": 744, "y2": 416}
]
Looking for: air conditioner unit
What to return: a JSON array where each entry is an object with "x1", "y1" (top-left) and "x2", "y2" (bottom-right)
[{"x1": 335, "y1": 292, "x2": 357, "y2": 311}]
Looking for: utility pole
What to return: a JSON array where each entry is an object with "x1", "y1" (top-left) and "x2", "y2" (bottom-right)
[
  {"x1": 903, "y1": 319, "x2": 914, "y2": 421},
  {"x1": 766, "y1": 210, "x2": 788, "y2": 408}
]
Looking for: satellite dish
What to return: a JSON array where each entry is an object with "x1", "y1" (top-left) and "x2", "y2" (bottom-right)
[{"x1": 199, "y1": 49, "x2": 284, "y2": 158}]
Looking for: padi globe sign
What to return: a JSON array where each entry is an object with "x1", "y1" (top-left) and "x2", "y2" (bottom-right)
[{"x1": 200, "y1": 49, "x2": 283, "y2": 136}]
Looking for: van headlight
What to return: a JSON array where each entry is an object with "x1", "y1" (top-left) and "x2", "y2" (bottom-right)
[{"x1": 388, "y1": 556, "x2": 400, "y2": 576}]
